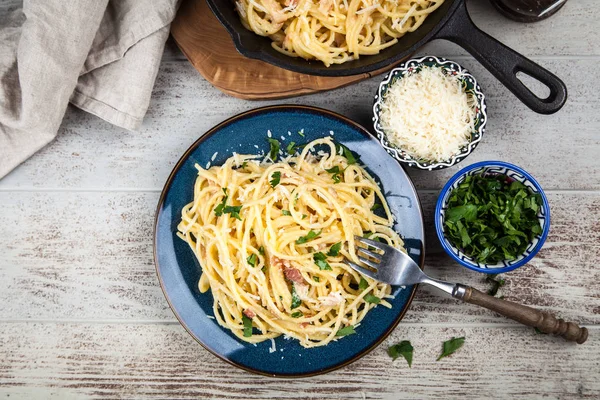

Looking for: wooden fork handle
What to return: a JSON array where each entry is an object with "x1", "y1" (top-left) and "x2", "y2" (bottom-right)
[{"x1": 458, "y1": 285, "x2": 588, "y2": 344}]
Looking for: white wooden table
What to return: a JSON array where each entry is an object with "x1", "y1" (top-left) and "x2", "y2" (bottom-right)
[{"x1": 1, "y1": 1, "x2": 599, "y2": 398}]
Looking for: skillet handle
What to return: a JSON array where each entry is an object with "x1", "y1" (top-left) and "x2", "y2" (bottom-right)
[{"x1": 436, "y1": 1, "x2": 567, "y2": 114}]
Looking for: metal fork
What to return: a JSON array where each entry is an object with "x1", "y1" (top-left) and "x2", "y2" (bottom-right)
[{"x1": 346, "y1": 236, "x2": 588, "y2": 344}]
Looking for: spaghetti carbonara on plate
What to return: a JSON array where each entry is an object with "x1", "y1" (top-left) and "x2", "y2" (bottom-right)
[
  {"x1": 235, "y1": 0, "x2": 445, "y2": 66},
  {"x1": 177, "y1": 137, "x2": 404, "y2": 348}
]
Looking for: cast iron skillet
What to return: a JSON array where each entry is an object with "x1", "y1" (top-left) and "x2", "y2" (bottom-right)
[{"x1": 206, "y1": 0, "x2": 567, "y2": 114}]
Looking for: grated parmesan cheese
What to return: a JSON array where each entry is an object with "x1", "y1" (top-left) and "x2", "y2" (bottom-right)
[{"x1": 380, "y1": 66, "x2": 476, "y2": 163}]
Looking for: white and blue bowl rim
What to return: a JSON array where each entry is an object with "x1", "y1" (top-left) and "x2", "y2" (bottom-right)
[
  {"x1": 373, "y1": 55, "x2": 487, "y2": 170},
  {"x1": 435, "y1": 161, "x2": 551, "y2": 273}
]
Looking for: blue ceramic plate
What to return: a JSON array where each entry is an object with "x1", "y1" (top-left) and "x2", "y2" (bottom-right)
[{"x1": 154, "y1": 105, "x2": 425, "y2": 377}]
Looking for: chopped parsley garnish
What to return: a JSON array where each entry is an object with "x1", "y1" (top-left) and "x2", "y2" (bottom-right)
[
  {"x1": 242, "y1": 314, "x2": 253, "y2": 337},
  {"x1": 258, "y1": 246, "x2": 265, "y2": 255},
  {"x1": 371, "y1": 203, "x2": 382, "y2": 211},
  {"x1": 313, "y1": 252, "x2": 332, "y2": 270},
  {"x1": 214, "y1": 188, "x2": 242, "y2": 219},
  {"x1": 363, "y1": 231, "x2": 384, "y2": 242},
  {"x1": 296, "y1": 229, "x2": 321, "y2": 244},
  {"x1": 291, "y1": 285, "x2": 301, "y2": 309},
  {"x1": 436, "y1": 337, "x2": 465, "y2": 361},
  {"x1": 270, "y1": 171, "x2": 281, "y2": 187},
  {"x1": 325, "y1": 166, "x2": 342, "y2": 183},
  {"x1": 335, "y1": 143, "x2": 358, "y2": 165},
  {"x1": 268, "y1": 138, "x2": 280, "y2": 161},
  {"x1": 294, "y1": 193, "x2": 299, "y2": 205},
  {"x1": 282, "y1": 210, "x2": 292, "y2": 216},
  {"x1": 301, "y1": 214, "x2": 307, "y2": 219},
  {"x1": 327, "y1": 242, "x2": 342, "y2": 257},
  {"x1": 444, "y1": 174, "x2": 543, "y2": 264},
  {"x1": 388, "y1": 340, "x2": 413, "y2": 367},
  {"x1": 291, "y1": 311, "x2": 303, "y2": 318},
  {"x1": 486, "y1": 274, "x2": 506, "y2": 296},
  {"x1": 335, "y1": 325, "x2": 356, "y2": 337},
  {"x1": 298, "y1": 130, "x2": 305, "y2": 137},
  {"x1": 313, "y1": 276, "x2": 320, "y2": 282},
  {"x1": 222, "y1": 205, "x2": 242, "y2": 220},
  {"x1": 359, "y1": 277, "x2": 369, "y2": 291},
  {"x1": 241, "y1": 160, "x2": 248, "y2": 169},
  {"x1": 247, "y1": 253, "x2": 257, "y2": 267},
  {"x1": 286, "y1": 141, "x2": 296, "y2": 153},
  {"x1": 214, "y1": 188, "x2": 228, "y2": 216},
  {"x1": 364, "y1": 294, "x2": 381, "y2": 304}
]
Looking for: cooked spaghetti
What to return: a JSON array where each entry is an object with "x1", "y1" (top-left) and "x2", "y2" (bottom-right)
[
  {"x1": 234, "y1": 0, "x2": 445, "y2": 66},
  {"x1": 177, "y1": 137, "x2": 404, "y2": 348}
]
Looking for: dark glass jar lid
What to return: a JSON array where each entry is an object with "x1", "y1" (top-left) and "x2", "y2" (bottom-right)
[{"x1": 489, "y1": 0, "x2": 568, "y2": 22}]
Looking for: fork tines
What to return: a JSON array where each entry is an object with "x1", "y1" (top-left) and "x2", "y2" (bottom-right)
[
  {"x1": 343, "y1": 235, "x2": 381, "y2": 271},
  {"x1": 355, "y1": 235, "x2": 386, "y2": 251}
]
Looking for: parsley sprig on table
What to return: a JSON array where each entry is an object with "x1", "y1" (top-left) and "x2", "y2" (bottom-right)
[{"x1": 444, "y1": 174, "x2": 543, "y2": 264}]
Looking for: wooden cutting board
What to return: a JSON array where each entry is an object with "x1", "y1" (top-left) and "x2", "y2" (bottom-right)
[{"x1": 170, "y1": 0, "x2": 401, "y2": 100}]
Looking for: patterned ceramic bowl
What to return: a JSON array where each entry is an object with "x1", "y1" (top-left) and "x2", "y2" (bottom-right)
[
  {"x1": 373, "y1": 56, "x2": 487, "y2": 170},
  {"x1": 435, "y1": 161, "x2": 551, "y2": 273}
]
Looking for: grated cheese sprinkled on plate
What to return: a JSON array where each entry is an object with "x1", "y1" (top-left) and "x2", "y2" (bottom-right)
[{"x1": 380, "y1": 66, "x2": 476, "y2": 163}]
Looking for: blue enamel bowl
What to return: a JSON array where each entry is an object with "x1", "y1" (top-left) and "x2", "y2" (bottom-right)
[
  {"x1": 154, "y1": 105, "x2": 425, "y2": 377},
  {"x1": 435, "y1": 161, "x2": 550, "y2": 274}
]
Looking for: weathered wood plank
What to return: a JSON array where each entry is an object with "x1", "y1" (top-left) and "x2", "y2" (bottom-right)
[
  {"x1": 0, "y1": 322, "x2": 598, "y2": 399},
  {"x1": 1, "y1": 191, "x2": 598, "y2": 324},
  {"x1": 162, "y1": 0, "x2": 600, "y2": 61},
  {"x1": 0, "y1": 58, "x2": 598, "y2": 191}
]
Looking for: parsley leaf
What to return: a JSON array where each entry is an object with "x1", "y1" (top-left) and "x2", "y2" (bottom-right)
[
  {"x1": 286, "y1": 141, "x2": 296, "y2": 153},
  {"x1": 268, "y1": 138, "x2": 280, "y2": 161},
  {"x1": 359, "y1": 277, "x2": 369, "y2": 291},
  {"x1": 298, "y1": 130, "x2": 305, "y2": 137},
  {"x1": 282, "y1": 210, "x2": 292, "y2": 216},
  {"x1": 247, "y1": 253, "x2": 257, "y2": 267},
  {"x1": 335, "y1": 325, "x2": 356, "y2": 337},
  {"x1": 291, "y1": 311, "x2": 303, "y2": 318},
  {"x1": 301, "y1": 214, "x2": 307, "y2": 219},
  {"x1": 241, "y1": 160, "x2": 248, "y2": 169},
  {"x1": 388, "y1": 340, "x2": 413, "y2": 367},
  {"x1": 436, "y1": 337, "x2": 465, "y2": 361},
  {"x1": 326, "y1": 166, "x2": 342, "y2": 183},
  {"x1": 313, "y1": 252, "x2": 332, "y2": 270},
  {"x1": 214, "y1": 189, "x2": 242, "y2": 220},
  {"x1": 364, "y1": 294, "x2": 381, "y2": 304},
  {"x1": 291, "y1": 285, "x2": 301, "y2": 309},
  {"x1": 258, "y1": 246, "x2": 265, "y2": 255},
  {"x1": 270, "y1": 171, "x2": 281, "y2": 188},
  {"x1": 214, "y1": 188, "x2": 228, "y2": 216},
  {"x1": 486, "y1": 274, "x2": 506, "y2": 296},
  {"x1": 313, "y1": 276, "x2": 320, "y2": 282},
  {"x1": 296, "y1": 229, "x2": 321, "y2": 244},
  {"x1": 335, "y1": 143, "x2": 358, "y2": 165},
  {"x1": 444, "y1": 174, "x2": 543, "y2": 264},
  {"x1": 327, "y1": 242, "x2": 342, "y2": 257},
  {"x1": 242, "y1": 314, "x2": 253, "y2": 337},
  {"x1": 371, "y1": 203, "x2": 382, "y2": 211},
  {"x1": 223, "y1": 205, "x2": 242, "y2": 220}
]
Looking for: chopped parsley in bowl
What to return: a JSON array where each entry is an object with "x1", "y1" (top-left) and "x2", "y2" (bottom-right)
[{"x1": 435, "y1": 161, "x2": 550, "y2": 273}]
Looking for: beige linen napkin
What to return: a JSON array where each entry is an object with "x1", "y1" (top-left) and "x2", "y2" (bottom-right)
[{"x1": 0, "y1": 0, "x2": 180, "y2": 178}]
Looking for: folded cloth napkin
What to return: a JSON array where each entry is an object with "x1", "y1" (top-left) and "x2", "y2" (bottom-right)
[{"x1": 0, "y1": 0, "x2": 180, "y2": 178}]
